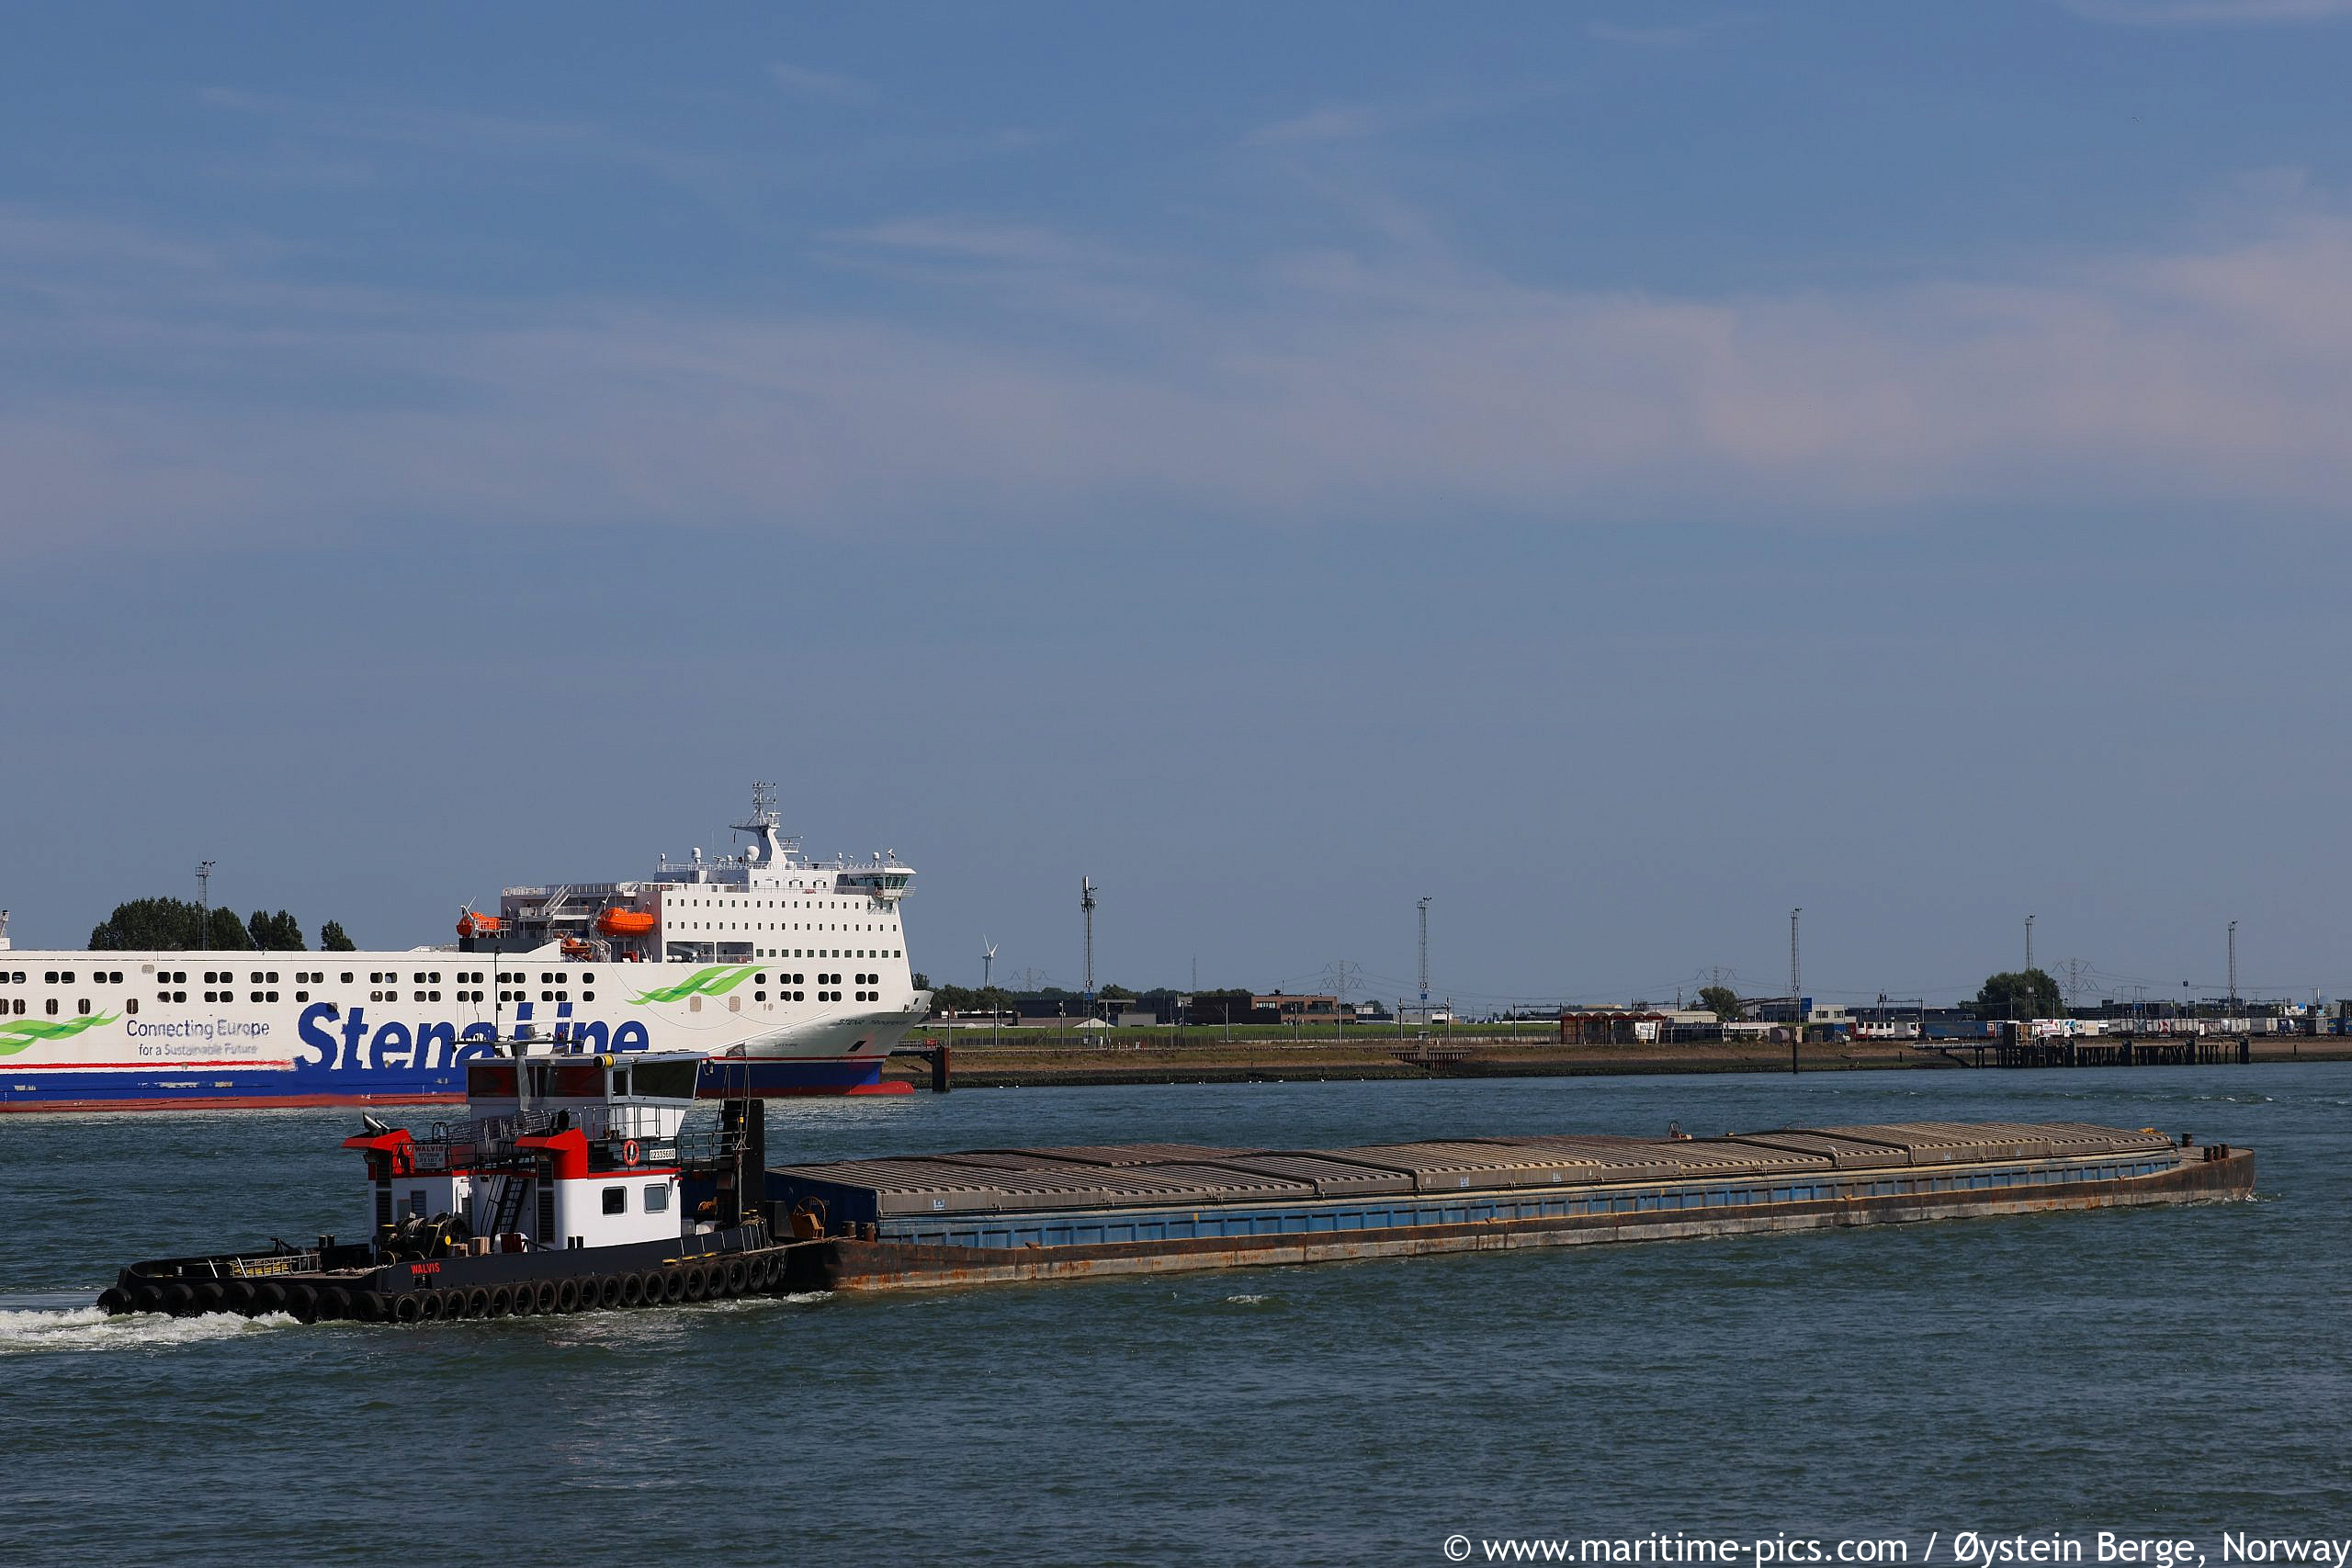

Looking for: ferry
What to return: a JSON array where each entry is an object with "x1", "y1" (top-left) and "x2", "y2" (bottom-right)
[{"x1": 1, "y1": 789, "x2": 932, "y2": 1111}]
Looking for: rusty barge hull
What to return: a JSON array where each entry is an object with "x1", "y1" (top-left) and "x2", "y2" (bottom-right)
[{"x1": 770, "y1": 1122, "x2": 2253, "y2": 1294}]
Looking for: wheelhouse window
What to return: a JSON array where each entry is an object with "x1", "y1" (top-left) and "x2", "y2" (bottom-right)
[{"x1": 602, "y1": 1187, "x2": 628, "y2": 1215}]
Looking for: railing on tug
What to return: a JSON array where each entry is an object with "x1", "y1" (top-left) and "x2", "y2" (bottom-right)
[{"x1": 411, "y1": 1102, "x2": 703, "y2": 1171}]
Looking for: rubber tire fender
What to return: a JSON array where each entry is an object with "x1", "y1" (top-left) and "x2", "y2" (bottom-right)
[
  {"x1": 391, "y1": 1292, "x2": 424, "y2": 1324},
  {"x1": 681, "y1": 1264, "x2": 710, "y2": 1303},
  {"x1": 661, "y1": 1269, "x2": 686, "y2": 1304},
  {"x1": 252, "y1": 1281, "x2": 288, "y2": 1316},
  {"x1": 554, "y1": 1279, "x2": 582, "y2": 1314},
  {"x1": 221, "y1": 1280, "x2": 259, "y2": 1315},
  {"x1": 284, "y1": 1283, "x2": 321, "y2": 1324},
  {"x1": 157, "y1": 1281, "x2": 195, "y2": 1316},
  {"x1": 316, "y1": 1287, "x2": 354, "y2": 1322},
  {"x1": 188, "y1": 1281, "x2": 228, "y2": 1316},
  {"x1": 485, "y1": 1284, "x2": 513, "y2": 1318},
  {"x1": 507, "y1": 1282, "x2": 537, "y2": 1317},
  {"x1": 464, "y1": 1286, "x2": 492, "y2": 1318},
  {"x1": 617, "y1": 1273, "x2": 645, "y2": 1308},
  {"x1": 415, "y1": 1289, "x2": 446, "y2": 1322},
  {"x1": 723, "y1": 1258, "x2": 750, "y2": 1295},
  {"x1": 594, "y1": 1275, "x2": 623, "y2": 1310},
  {"x1": 96, "y1": 1287, "x2": 130, "y2": 1316},
  {"x1": 533, "y1": 1280, "x2": 560, "y2": 1315}
]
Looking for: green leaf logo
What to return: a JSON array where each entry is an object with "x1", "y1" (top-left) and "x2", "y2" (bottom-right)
[
  {"x1": 0, "y1": 1012, "x2": 120, "y2": 1056},
  {"x1": 628, "y1": 965, "x2": 757, "y2": 1006}
]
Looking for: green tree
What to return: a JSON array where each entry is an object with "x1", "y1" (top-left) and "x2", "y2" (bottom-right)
[
  {"x1": 90, "y1": 897, "x2": 202, "y2": 949},
  {"x1": 207, "y1": 908, "x2": 254, "y2": 950},
  {"x1": 320, "y1": 919, "x2": 356, "y2": 953},
  {"x1": 1975, "y1": 968, "x2": 2063, "y2": 1021},
  {"x1": 1697, "y1": 984, "x2": 1744, "y2": 1021},
  {"x1": 247, "y1": 909, "x2": 306, "y2": 950},
  {"x1": 87, "y1": 897, "x2": 259, "y2": 950},
  {"x1": 1098, "y1": 982, "x2": 1136, "y2": 1001},
  {"x1": 927, "y1": 983, "x2": 1016, "y2": 1015}
]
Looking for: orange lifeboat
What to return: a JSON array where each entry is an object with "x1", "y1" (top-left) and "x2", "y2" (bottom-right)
[
  {"x1": 456, "y1": 910, "x2": 503, "y2": 939},
  {"x1": 597, "y1": 908, "x2": 658, "y2": 937}
]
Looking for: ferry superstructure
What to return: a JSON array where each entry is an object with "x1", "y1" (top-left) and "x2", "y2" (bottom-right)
[{"x1": 0, "y1": 792, "x2": 932, "y2": 1112}]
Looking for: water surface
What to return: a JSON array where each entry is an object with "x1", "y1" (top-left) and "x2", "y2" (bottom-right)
[{"x1": 3, "y1": 1067, "x2": 2340, "y2": 1565}]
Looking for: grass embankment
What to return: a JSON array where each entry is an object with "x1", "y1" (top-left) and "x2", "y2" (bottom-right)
[{"x1": 880, "y1": 1030, "x2": 2352, "y2": 1089}]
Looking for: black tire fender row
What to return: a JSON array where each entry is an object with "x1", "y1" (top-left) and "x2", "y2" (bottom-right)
[{"x1": 104, "y1": 1246, "x2": 794, "y2": 1323}]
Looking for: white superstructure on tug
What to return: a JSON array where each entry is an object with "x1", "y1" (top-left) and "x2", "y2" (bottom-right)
[
  {"x1": 351, "y1": 1055, "x2": 707, "y2": 1256},
  {"x1": 0, "y1": 787, "x2": 933, "y2": 1111}
]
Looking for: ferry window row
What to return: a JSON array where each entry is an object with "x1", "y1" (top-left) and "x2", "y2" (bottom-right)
[
  {"x1": 749, "y1": 948, "x2": 901, "y2": 960},
  {"x1": 27, "y1": 969, "x2": 129, "y2": 985},
  {"x1": 14, "y1": 998, "x2": 137, "y2": 1016}
]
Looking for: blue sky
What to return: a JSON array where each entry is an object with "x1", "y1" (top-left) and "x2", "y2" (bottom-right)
[{"x1": 6, "y1": 2, "x2": 2352, "y2": 1010}]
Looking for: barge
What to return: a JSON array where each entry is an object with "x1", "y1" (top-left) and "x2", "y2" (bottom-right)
[
  {"x1": 767, "y1": 1120, "x2": 2253, "y2": 1292},
  {"x1": 98, "y1": 1099, "x2": 2253, "y2": 1319}
]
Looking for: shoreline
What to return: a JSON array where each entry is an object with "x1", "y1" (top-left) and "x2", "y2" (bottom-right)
[{"x1": 882, "y1": 1034, "x2": 2352, "y2": 1089}]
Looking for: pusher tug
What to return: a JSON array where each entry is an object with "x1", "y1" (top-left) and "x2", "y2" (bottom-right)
[{"x1": 99, "y1": 1052, "x2": 810, "y2": 1323}]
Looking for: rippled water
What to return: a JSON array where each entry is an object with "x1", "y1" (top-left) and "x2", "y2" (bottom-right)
[{"x1": 3, "y1": 1066, "x2": 2344, "y2": 1566}]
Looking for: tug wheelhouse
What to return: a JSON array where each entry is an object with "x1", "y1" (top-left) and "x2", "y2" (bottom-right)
[{"x1": 344, "y1": 1053, "x2": 706, "y2": 1256}]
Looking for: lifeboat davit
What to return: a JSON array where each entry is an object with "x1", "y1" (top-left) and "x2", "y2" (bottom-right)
[
  {"x1": 597, "y1": 908, "x2": 658, "y2": 937},
  {"x1": 456, "y1": 910, "x2": 503, "y2": 939}
]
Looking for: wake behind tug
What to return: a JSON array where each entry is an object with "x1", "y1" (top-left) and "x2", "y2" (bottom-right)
[{"x1": 99, "y1": 1052, "x2": 807, "y2": 1323}]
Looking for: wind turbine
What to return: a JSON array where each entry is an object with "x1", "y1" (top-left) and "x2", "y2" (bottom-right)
[{"x1": 981, "y1": 938, "x2": 998, "y2": 989}]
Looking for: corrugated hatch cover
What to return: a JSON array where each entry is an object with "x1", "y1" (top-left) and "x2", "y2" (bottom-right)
[{"x1": 772, "y1": 1122, "x2": 2176, "y2": 1220}]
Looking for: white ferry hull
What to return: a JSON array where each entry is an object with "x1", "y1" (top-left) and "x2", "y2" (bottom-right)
[{"x1": 0, "y1": 953, "x2": 931, "y2": 1112}]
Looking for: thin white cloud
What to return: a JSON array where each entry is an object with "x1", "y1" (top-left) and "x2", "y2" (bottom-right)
[
  {"x1": 1587, "y1": 21, "x2": 1709, "y2": 46},
  {"x1": 769, "y1": 62, "x2": 874, "y2": 102},
  {"x1": 2064, "y1": 0, "x2": 2352, "y2": 22},
  {"x1": 831, "y1": 217, "x2": 1105, "y2": 267},
  {"x1": 1242, "y1": 107, "x2": 1381, "y2": 147},
  {"x1": 6, "y1": 197, "x2": 2352, "y2": 557}
]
